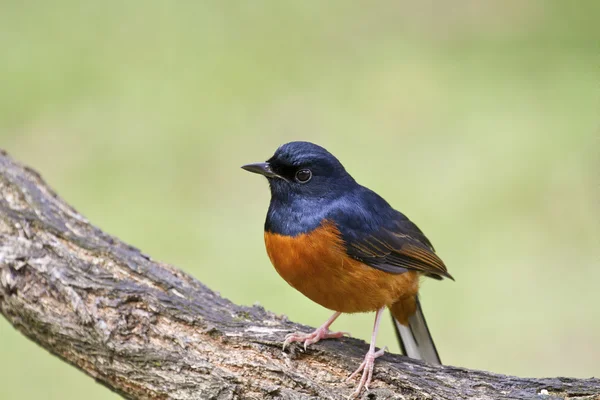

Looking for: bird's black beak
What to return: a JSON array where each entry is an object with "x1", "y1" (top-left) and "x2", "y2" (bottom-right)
[{"x1": 241, "y1": 162, "x2": 281, "y2": 179}]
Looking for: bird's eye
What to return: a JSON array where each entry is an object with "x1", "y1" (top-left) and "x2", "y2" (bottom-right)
[{"x1": 295, "y1": 169, "x2": 312, "y2": 183}]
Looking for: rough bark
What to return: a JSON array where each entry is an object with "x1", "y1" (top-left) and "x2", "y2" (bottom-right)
[{"x1": 0, "y1": 149, "x2": 598, "y2": 400}]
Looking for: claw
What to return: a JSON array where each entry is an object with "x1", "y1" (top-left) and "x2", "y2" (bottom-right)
[
  {"x1": 283, "y1": 327, "x2": 348, "y2": 352},
  {"x1": 347, "y1": 346, "x2": 386, "y2": 398},
  {"x1": 282, "y1": 311, "x2": 345, "y2": 352}
]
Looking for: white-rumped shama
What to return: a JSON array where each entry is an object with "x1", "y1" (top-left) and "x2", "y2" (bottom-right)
[{"x1": 243, "y1": 141, "x2": 453, "y2": 397}]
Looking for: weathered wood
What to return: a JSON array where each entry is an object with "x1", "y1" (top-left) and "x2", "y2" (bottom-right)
[{"x1": 0, "y1": 149, "x2": 598, "y2": 400}]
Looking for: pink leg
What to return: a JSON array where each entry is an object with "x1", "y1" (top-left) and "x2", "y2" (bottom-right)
[
  {"x1": 283, "y1": 311, "x2": 350, "y2": 351},
  {"x1": 346, "y1": 307, "x2": 387, "y2": 398}
]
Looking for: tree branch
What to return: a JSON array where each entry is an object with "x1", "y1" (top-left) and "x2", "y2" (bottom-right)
[{"x1": 0, "y1": 149, "x2": 598, "y2": 400}]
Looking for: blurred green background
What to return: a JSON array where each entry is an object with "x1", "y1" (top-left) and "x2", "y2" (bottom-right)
[{"x1": 1, "y1": 1, "x2": 599, "y2": 398}]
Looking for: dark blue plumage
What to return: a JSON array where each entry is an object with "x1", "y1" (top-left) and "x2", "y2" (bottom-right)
[{"x1": 260, "y1": 141, "x2": 450, "y2": 279}]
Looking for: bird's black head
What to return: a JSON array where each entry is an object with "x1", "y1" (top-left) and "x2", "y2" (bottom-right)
[{"x1": 242, "y1": 141, "x2": 355, "y2": 202}]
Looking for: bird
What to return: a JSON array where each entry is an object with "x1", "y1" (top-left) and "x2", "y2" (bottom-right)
[{"x1": 242, "y1": 141, "x2": 453, "y2": 397}]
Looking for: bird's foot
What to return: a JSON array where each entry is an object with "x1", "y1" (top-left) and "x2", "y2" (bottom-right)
[
  {"x1": 283, "y1": 326, "x2": 350, "y2": 351},
  {"x1": 346, "y1": 346, "x2": 387, "y2": 398}
]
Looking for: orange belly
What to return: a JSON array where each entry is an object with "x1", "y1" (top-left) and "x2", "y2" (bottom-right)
[{"x1": 264, "y1": 221, "x2": 419, "y2": 314}]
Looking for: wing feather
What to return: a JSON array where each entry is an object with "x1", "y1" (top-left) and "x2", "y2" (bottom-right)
[
  {"x1": 328, "y1": 187, "x2": 453, "y2": 280},
  {"x1": 346, "y1": 227, "x2": 453, "y2": 280}
]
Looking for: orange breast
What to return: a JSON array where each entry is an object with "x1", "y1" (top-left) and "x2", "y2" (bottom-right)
[{"x1": 264, "y1": 221, "x2": 419, "y2": 313}]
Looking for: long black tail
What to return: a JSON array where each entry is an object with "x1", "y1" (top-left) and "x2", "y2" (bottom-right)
[{"x1": 391, "y1": 296, "x2": 442, "y2": 365}]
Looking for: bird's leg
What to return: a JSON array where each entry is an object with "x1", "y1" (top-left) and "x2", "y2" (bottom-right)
[
  {"x1": 347, "y1": 306, "x2": 387, "y2": 398},
  {"x1": 283, "y1": 311, "x2": 349, "y2": 351}
]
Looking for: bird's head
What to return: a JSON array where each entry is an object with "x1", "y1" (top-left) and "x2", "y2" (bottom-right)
[{"x1": 242, "y1": 141, "x2": 355, "y2": 202}]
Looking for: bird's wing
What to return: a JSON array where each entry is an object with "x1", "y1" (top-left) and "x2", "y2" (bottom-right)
[{"x1": 342, "y1": 213, "x2": 453, "y2": 280}]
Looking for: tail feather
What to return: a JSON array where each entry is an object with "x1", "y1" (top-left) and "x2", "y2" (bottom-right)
[{"x1": 391, "y1": 296, "x2": 441, "y2": 365}]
